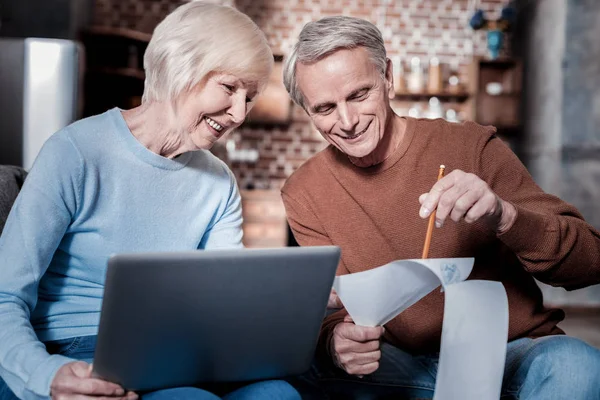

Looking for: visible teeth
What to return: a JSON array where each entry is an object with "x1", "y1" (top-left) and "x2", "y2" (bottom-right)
[
  {"x1": 344, "y1": 126, "x2": 367, "y2": 140},
  {"x1": 205, "y1": 117, "x2": 223, "y2": 132},
  {"x1": 344, "y1": 131, "x2": 363, "y2": 140}
]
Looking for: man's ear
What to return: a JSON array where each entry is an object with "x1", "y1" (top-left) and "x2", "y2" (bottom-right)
[{"x1": 385, "y1": 58, "x2": 394, "y2": 100}]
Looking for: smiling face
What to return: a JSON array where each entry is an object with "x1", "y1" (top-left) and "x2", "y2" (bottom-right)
[
  {"x1": 175, "y1": 72, "x2": 259, "y2": 150},
  {"x1": 295, "y1": 47, "x2": 399, "y2": 167}
]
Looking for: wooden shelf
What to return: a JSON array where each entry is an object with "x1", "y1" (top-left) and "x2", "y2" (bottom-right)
[
  {"x1": 478, "y1": 58, "x2": 518, "y2": 69},
  {"x1": 479, "y1": 92, "x2": 521, "y2": 98},
  {"x1": 84, "y1": 26, "x2": 152, "y2": 43},
  {"x1": 469, "y1": 57, "x2": 523, "y2": 141},
  {"x1": 81, "y1": 26, "x2": 150, "y2": 117},
  {"x1": 394, "y1": 91, "x2": 470, "y2": 102},
  {"x1": 89, "y1": 67, "x2": 145, "y2": 80},
  {"x1": 495, "y1": 125, "x2": 521, "y2": 135}
]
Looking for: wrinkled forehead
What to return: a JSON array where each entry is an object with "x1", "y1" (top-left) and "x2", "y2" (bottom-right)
[
  {"x1": 230, "y1": 70, "x2": 269, "y2": 95},
  {"x1": 296, "y1": 49, "x2": 381, "y2": 105},
  {"x1": 205, "y1": 71, "x2": 262, "y2": 93}
]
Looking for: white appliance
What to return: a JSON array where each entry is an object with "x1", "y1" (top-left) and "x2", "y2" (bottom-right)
[{"x1": 0, "y1": 38, "x2": 81, "y2": 170}]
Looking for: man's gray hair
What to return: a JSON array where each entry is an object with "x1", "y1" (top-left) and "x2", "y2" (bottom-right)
[{"x1": 283, "y1": 16, "x2": 387, "y2": 109}]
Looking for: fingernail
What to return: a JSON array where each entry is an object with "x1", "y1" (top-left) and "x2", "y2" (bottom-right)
[
  {"x1": 419, "y1": 207, "x2": 430, "y2": 218},
  {"x1": 435, "y1": 220, "x2": 443, "y2": 228},
  {"x1": 116, "y1": 388, "x2": 125, "y2": 396}
]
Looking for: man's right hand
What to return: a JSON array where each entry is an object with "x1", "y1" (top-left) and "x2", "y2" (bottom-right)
[
  {"x1": 51, "y1": 361, "x2": 138, "y2": 400},
  {"x1": 330, "y1": 315, "x2": 385, "y2": 376}
]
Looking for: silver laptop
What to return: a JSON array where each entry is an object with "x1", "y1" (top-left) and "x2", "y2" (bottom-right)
[{"x1": 92, "y1": 246, "x2": 340, "y2": 391}]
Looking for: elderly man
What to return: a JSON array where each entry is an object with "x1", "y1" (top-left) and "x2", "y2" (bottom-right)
[{"x1": 281, "y1": 15, "x2": 600, "y2": 399}]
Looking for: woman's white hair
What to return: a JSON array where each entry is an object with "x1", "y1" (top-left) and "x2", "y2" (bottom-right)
[
  {"x1": 283, "y1": 16, "x2": 387, "y2": 109},
  {"x1": 142, "y1": 1, "x2": 273, "y2": 103}
]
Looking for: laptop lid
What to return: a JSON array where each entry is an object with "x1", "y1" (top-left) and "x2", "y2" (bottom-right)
[{"x1": 92, "y1": 246, "x2": 340, "y2": 391}]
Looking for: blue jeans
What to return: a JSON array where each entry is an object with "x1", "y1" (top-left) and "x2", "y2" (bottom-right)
[
  {"x1": 0, "y1": 335, "x2": 300, "y2": 400},
  {"x1": 290, "y1": 335, "x2": 600, "y2": 399}
]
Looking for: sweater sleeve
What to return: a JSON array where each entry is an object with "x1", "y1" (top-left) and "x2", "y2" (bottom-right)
[
  {"x1": 477, "y1": 134, "x2": 600, "y2": 289},
  {"x1": 0, "y1": 133, "x2": 82, "y2": 399},
  {"x1": 281, "y1": 190, "x2": 349, "y2": 366},
  {"x1": 199, "y1": 168, "x2": 243, "y2": 249}
]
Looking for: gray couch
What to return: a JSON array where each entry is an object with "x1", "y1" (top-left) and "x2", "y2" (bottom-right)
[{"x1": 0, "y1": 165, "x2": 27, "y2": 234}]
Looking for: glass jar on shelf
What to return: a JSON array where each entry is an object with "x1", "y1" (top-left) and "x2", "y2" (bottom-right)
[
  {"x1": 427, "y1": 57, "x2": 443, "y2": 93},
  {"x1": 445, "y1": 109, "x2": 459, "y2": 123},
  {"x1": 392, "y1": 56, "x2": 405, "y2": 94},
  {"x1": 407, "y1": 57, "x2": 424, "y2": 94},
  {"x1": 425, "y1": 97, "x2": 444, "y2": 119},
  {"x1": 447, "y1": 61, "x2": 462, "y2": 94},
  {"x1": 408, "y1": 102, "x2": 423, "y2": 118}
]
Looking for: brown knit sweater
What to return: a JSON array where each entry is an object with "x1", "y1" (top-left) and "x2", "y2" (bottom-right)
[{"x1": 281, "y1": 117, "x2": 600, "y2": 357}]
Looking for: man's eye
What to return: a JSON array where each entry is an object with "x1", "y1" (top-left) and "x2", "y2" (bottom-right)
[
  {"x1": 350, "y1": 90, "x2": 368, "y2": 100},
  {"x1": 222, "y1": 84, "x2": 235, "y2": 92},
  {"x1": 316, "y1": 106, "x2": 334, "y2": 115}
]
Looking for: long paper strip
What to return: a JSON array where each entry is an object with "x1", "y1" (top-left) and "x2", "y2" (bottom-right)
[{"x1": 333, "y1": 258, "x2": 508, "y2": 399}]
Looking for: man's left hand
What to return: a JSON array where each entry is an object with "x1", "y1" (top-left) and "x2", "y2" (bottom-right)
[
  {"x1": 328, "y1": 289, "x2": 343, "y2": 309},
  {"x1": 419, "y1": 169, "x2": 516, "y2": 233}
]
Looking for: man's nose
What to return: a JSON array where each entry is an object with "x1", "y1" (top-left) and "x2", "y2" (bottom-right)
[{"x1": 337, "y1": 103, "x2": 359, "y2": 132}]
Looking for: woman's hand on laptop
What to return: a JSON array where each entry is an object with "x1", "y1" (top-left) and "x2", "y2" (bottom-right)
[
  {"x1": 327, "y1": 289, "x2": 343, "y2": 309},
  {"x1": 330, "y1": 315, "x2": 385, "y2": 376},
  {"x1": 51, "y1": 361, "x2": 138, "y2": 400}
]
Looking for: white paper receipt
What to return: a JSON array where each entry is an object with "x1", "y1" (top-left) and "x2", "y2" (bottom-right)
[{"x1": 333, "y1": 258, "x2": 509, "y2": 400}]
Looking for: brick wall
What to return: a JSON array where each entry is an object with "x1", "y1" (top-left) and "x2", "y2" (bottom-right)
[{"x1": 92, "y1": 0, "x2": 510, "y2": 189}]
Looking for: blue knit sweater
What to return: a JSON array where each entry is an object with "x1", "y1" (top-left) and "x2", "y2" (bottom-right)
[{"x1": 0, "y1": 108, "x2": 243, "y2": 399}]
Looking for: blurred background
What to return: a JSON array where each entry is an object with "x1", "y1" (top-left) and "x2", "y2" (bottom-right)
[{"x1": 0, "y1": 0, "x2": 598, "y2": 345}]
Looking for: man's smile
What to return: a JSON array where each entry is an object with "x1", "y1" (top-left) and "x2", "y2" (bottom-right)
[{"x1": 336, "y1": 121, "x2": 371, "y2": 140}]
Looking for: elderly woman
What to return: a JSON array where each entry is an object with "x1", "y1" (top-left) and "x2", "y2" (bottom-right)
[{"x1": 0, "y1": 3, "x2": 300, "y2": 400}]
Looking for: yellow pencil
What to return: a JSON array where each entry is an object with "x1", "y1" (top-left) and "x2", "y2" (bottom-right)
[{"x1": 421, "y1": 165, "x2": 445, "y2": 259}]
